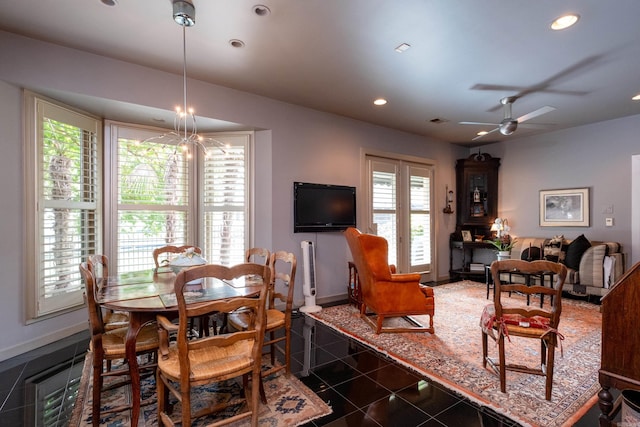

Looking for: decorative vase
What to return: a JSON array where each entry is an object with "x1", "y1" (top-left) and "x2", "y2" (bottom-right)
[{"x1": 497, "y1": 251, "x2": 511, "y2": 261}]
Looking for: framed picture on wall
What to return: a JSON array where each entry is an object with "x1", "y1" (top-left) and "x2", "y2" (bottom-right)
[
  {"x1": 461, "y1": 230, "x2": 472, "y2": 242},
  {"x1": 539, "y1": 187, "x2": 590, "y2": 227}
]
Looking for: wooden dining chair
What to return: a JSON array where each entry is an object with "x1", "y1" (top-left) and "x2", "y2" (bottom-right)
[
  {"x1": 481, "y1": 259, "x2": 567, "y2": 400},
  {"x1": 229, "y1": 251, "x2": 297, "y2": 378},
  {"x1": 155, "y1": 263, "x2": 270, "y2": 427},
  {"x1": 87, "y1": 254, "x2": 129, "y2": 331},
  {"x1": 152, "y1": 245, "x2": 202, "y2": 271},
  {"x1": 79, "y1": 262, "x2": 159, "y2": 426},
  {"x1": 246, "y1": 247, "x2": 271, "y2": 266},
  {"x1": 152, "y1": 245, "x2": 210, "y2": 335}
]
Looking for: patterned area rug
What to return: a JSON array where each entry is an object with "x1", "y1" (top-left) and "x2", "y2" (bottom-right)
[
  {"x1": 70, "y1": 353, "x2": 331, "y2": 426},
  {"x1": 308, "y1": 281, "x2": 601, "y2": 427}
]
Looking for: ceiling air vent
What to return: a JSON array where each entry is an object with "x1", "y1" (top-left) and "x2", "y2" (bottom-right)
[{"x1": 429, "y1": 118, "x2": 449, "y2": 124}]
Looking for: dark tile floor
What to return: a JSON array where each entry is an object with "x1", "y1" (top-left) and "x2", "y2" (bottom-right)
[{"x1": 0, "y1": 305, "x2": 608, "y2": 427}]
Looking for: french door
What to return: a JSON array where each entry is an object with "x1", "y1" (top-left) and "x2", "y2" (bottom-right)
[{"x1": 365, "y1": 155, "x2": 434, "y2": 279}]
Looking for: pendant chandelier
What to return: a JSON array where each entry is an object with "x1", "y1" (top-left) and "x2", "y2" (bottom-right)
[{"x1": 143, "y1": 0, "x2": 226, "y2": 158}]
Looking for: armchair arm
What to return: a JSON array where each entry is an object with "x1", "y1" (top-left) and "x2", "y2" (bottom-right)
[
  {"x1": 578, "y1": 244, "x2": 608, "y2": 288},
  {"x1": 156, "y1": 314, "x2": 178, "y2": 359},
  {"x1": 390, "y1": 272, "x2": 421, "y2": 283}
]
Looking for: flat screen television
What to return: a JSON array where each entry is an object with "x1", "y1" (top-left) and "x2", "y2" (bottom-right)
[{"x1": 293, "y1": 182, "x2": 356, "y2": 233}]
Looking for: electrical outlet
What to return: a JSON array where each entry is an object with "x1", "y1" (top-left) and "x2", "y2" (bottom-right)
[{"x1": 605, "y1": 218, "x2": 614, "y2": 227}]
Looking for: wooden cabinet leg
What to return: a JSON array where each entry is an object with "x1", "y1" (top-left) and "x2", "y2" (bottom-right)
[{"x1": 598, "y1": 386, "x2": 614, "y2": 427}]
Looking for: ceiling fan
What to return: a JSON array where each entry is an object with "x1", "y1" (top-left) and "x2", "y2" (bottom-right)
[{"x1": 460, "y1": 96, "x2": 556, "y2": 141}]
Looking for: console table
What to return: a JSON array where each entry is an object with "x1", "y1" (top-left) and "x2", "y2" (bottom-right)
[{"x1": 450, "y1": 239, "x2": 496, "y2": 281}]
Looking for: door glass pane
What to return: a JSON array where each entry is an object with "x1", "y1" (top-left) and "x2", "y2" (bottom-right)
[
  {"x1": 409, "y1": 170, "x2": 431, "y2": 268},
  {"x1": 372, "y1": 168, "x2": 397, "y2": 266}
]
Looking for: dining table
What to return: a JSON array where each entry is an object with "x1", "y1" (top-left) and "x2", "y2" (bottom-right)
[{"x1": 97, "y1": 268, "x2": 262, "y2": 427}]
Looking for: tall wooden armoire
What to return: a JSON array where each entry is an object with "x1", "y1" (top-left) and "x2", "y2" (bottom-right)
[{"x1": 598, "y1": 261, "x2": 640, "y2": 426}]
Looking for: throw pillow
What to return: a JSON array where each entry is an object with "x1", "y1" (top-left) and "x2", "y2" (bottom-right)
[
  {"x1": 521, "y1": 246, "x2": 542, "y2": 261},
  {"x1": 543, "y1": 235, "x2": 564, "y2": 262},
  {"x1": 563, "y1": 234, "x2": 591, "y2": 270}
]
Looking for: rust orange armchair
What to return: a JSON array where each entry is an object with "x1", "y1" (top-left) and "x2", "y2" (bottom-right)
[{"x1": 344, "y1": 227, "x2": 435, "y2": 334}]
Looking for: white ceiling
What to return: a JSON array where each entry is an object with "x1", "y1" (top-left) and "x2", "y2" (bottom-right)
[{"x1": 1, "y1": 0, "x2": 640, "y2": 146}]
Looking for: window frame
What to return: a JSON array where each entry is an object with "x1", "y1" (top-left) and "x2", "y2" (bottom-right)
[
  {"x1": 24, "y1": 91, "x2": 102, "y2": 321},
  {"x1": 104, "y1": 121, "x2": 253, "y2": 275}
]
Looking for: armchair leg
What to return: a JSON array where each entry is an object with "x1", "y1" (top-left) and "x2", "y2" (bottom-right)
[{"x1": 376, "y1": 316, "x2": 384, "y2": 334}]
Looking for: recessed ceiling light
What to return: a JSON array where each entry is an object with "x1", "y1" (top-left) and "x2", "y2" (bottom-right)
[
  {"x1": 632, "y1": 93, "x2": 640, "y2": 101},
  {"x1": 100, "y1": 0, "x2": 117, "y2": 5},
  {"x1": 373, "y1": 98, "x2": 387, "y2": 106},
  {"x1": 229, "y1": 39, "x2": 245, "y2": 48},
  {"x1": 477, "y1": 131, "x2": 489, "y2": 137},
  {"x1": 395, "y1": 43, "x2": 411, "y2": 53},
  {"x1": 551, "y1": 14, "x2": 579, "y2": 30},
  {"x1": 252, "y1": 5, "x2": 271, "y2": 17}
]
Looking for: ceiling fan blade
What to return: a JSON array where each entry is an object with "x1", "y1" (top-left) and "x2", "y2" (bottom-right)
[
  {"x1": 471, "y1": 84, "x2": 524, "y2": 92},
  {"x1": 459, "y1": 121, "x2": 499, "y2": 126},
  {"x1": 472, "y1": 127, "x2": 499, "y2": 141},
  {"x1": 516, "y1": 106, "x2": 556, "y2": 123},
  {"x1": 518, "y1": 123, "x2": 556, "y2": 129}
]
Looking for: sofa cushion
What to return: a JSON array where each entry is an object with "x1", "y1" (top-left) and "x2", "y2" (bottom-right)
[
  {"x1": 543, "y1": 235, "x2": 564, "y2": 262},
  {"x1": 564, "y1": 234, "x2": 591, "y2": 270}
]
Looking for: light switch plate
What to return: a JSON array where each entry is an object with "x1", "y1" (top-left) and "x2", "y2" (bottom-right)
[{"x1": 605, "y1": 217, "x2": 614, "y2": 226}]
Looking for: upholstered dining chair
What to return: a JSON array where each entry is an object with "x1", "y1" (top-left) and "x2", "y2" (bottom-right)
[
  {"x1": 79, "y1": 262, "x2": 159, "y2": 426},
  {"x1": 229, "y1": 251, "x2": 297, "y2": 377},
  {"x1": 155, "y1": 263, "x2": 270, "y2": 427},
  {"x1": 152, "y1": 245, "x2": 202, "y2": 272},
  {"x1": 245, "y1": 247, "x2": 271, "y2": 265},
  {"x1": 87, "y1": 254, "x2": 129, "y2": 331},
  {"x1": 481, "y1": 259, "x2": 567, "y2": 401},
  {"x1": 344, "y1": 227, "x2": 435, "y2": 334}
]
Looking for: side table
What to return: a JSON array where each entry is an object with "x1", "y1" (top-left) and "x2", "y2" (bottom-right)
[
  {"x1": 485, "y1": 264, "x2": 494, "y2": 299},
  {"x1": 347, "y1": 262, "x2": 361, "y2": 308}
]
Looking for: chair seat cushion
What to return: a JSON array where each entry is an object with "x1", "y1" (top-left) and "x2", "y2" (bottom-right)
[
  {"x1": 158, "y1": 339, "x2": 254, "y2": 382},
  {"x1": 480, "y1": 304, "x2": 550, "y2": 339},
  {"x1": 101, "y1": 323, "x2": 159, "y2": 356}
]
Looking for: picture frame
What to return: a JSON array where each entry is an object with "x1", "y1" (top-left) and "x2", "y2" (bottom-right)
[
  {"x1": 461, "y1": 230, "x2": 472, "y2": 242},
  {"x1": 539, "y1": 187, "x2": 590, "y2": 227}
]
